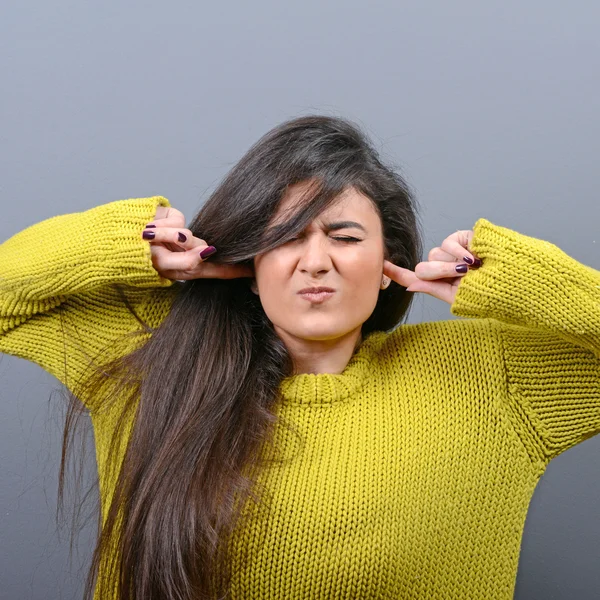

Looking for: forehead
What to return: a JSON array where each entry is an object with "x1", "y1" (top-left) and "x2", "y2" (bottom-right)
[{"x1": 271, "y1": 182, "x2": 379, "y2": 226}]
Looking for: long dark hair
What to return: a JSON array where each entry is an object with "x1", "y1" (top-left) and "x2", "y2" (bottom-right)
[{"x1": 57, "y1": 115, "x2": 424, "y2": 599}]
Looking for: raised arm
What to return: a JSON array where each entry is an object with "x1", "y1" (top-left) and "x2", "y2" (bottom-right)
[
  {"x1": 450, "y1": 218, "x2": 600, "y2": 473},
  {"x1": 0, "y1": 196, "x2": 177, "y2": 410}
]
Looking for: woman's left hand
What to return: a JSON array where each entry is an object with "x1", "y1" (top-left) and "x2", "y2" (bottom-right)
[{"x1": 383, "y1": 228, "x2": 482, "y2": 306}]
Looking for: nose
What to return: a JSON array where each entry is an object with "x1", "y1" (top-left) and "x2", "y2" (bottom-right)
[{"x1": 297, "y1": 234, "x2": 332, "y2": 276}]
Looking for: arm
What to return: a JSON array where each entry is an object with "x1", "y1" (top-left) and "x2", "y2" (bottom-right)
[
  {"x1": 0, "y1": 196, "x2": 176, "y2": 410},
  {"x1": 450, "y1": 218, "x2": 600, "y2": 473}
]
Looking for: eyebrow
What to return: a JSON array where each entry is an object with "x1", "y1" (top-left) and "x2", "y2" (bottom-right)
[{"x1": 323, "y1": 221, "x2": 367, "y2": 233}]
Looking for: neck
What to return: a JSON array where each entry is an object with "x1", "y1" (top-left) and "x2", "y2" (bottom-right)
[{"x1": 275, "y1": 326, "x2": 363, "y2": 376}]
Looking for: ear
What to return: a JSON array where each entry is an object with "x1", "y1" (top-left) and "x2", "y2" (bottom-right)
[{"x1": 380, "y1": 275, "x2": 391, "y2": 290}]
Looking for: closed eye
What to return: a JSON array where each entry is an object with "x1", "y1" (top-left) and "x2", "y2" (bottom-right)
[
  {"x1": 287, "y1": 235, "x2": 362, "y2": 243},
  {"x1": 332, "y1": 236, "x2": 361, "y2": 242}
]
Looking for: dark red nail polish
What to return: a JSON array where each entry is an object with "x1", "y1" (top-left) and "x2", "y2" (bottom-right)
[
  {"x1": 200, "y1": 246, "x2": 217, "y2": 259},
  {"x1": 455, "y1": 263, "x2": 468, "y2": 273},
  {"x1": 143, "y1": 230, "x2": 155, "y2": 240},
  {"x1": 463, "y1": 255, "x2": 474, "y2": 265},
  {"x1": 145, "y1": 224, "x2": 156, "y2": 228},
  {"x1": 178, "y1": 232, "x2": 187, "y2": 243}
]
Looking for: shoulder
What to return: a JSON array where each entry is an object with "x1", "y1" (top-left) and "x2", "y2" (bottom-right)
[{"x1": 371, "y1": 317, "x2": 504, "y2": 368}]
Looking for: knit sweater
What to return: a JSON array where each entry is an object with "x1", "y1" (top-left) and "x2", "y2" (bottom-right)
[{"x1": 1, "y1": 196, "x2": 599, "y2": 600}]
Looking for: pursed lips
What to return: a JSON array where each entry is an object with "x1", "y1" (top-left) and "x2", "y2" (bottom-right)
[{"x1": 297, "y1": 286, "x2": 336, "y2": 294}]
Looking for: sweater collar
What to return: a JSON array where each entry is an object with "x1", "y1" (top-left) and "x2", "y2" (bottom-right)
[{"x1": 278, "y1": 330, "x2": 388, "y2": 405}]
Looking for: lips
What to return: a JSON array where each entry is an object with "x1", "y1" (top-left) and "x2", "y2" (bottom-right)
[
  {"x1": 297, "y1": 286, "x2": 335, "y2": 294},
  {"x1": 297, "y1": 287, "x2": 336, "y2": 305}
]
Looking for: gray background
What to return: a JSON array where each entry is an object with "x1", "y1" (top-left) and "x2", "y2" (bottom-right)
[{"x1": 1, "y1": 1, "x2": 599, "y2": 598}]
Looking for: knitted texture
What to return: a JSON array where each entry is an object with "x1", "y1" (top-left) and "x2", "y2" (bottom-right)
[{"x1": 1, "y1": 197, "x2": 599, "y2": 599}]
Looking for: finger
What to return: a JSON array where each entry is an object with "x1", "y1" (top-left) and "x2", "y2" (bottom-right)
[
  {"x1": 409, "y1": 279, "x2": 456, "y2": 304},
  {"x1": 414, "y1": 260, "x2": 470, "y2": 281},
  {"x1": 429, "y1": 236, "x2": 482, "y2": 268},
  {"x1": 150, "y1": 244, "x2": 190, "y2": 266},
  {"x1": 143, "y1": 227, "x2": 208, "y2": 250},
  {"x1": 189, "y1": 262, "x2": 255, "y2": 280},
  {"x1": 427, "y1": 246, "x2": 459, "y2": 262},
  {"x1": 162, "y1": 259, "x2": 254, "y2": 281},
  {"x1": 162, "y1": 266, "x2": 255, "y2": 280},
  {"x1": 383, "y1": 260, "x2": 421, "y2": 289},
  {"x1": 147, "y1": 206, "x2": 186, "y2": 227},
  {"x1": 383, "y1": 259, "x2": 458, "y2": 302},
  {"x1": 440, "y1": 230, "x2": 477, "y2": 263},
  {"x1": 151, "y1": 245, "x2": 255, "y2": 280}
]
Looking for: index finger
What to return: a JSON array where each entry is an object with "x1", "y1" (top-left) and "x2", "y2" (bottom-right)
[
  {"x1": 152, "y1": 244, "x2": 255, "y2": 279},
  {"x1": 383, "y1": 260, "x2": 420, "y2": 289},
  {"x1": 194, "y1": 262, "x2": 255, "y2": 279}
]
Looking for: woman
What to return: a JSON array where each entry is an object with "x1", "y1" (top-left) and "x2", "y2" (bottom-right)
[{"x1": 1, "y1": 115, "x2": 598, "y2": 600}]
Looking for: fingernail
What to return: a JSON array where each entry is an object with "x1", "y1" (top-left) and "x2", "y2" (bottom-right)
[
  {"x1": 145, "y1": 224, "x2": 156, "y2": 228},
  {"x1": 143, "y1": 230, "x2": 155, "y2": 240},
  {"x1": 455, "y1": 263, "x2": 468, "y2": 273},
  {"x1": 463, "y1": 255, "x2": 474, "y2": 265},
  {"x1": 200, "y1": 246, "x2": 217, "y2": 259},
  {"x1": 178, "y1": 232, "x2": 187, "y2": 242},
  {"x1": 472, "y1": 258, "x2": 482, "y2": 268}
]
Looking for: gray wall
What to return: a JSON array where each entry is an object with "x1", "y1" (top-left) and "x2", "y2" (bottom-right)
[{"x1": 1, "y1": 1, "x2": 599, "y2": 598}]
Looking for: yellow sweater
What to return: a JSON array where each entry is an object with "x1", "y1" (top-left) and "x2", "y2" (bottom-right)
[{"x1": 1, "y1": 196, "x2": 599, "y2": 599}]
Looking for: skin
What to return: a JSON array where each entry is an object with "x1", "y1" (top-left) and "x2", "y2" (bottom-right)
[
  {"x1": 252, "y1": 182, "x2": 389, "y2": 376},
  {"x1": 145, "y1": 192, "x2": 481, "y2": 377}
]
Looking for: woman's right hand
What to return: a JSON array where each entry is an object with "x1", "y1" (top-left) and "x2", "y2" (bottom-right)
[{"x1": 142, "y1": 206, "x2": 255, "y2": 281}]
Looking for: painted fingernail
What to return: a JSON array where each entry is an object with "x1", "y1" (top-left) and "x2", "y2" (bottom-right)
[
  {"x1": 455, "y1": 263, "x2": 468, "y2": 273},
  {"x1": 143, "y1": 230, "x2": 155, "y2": 240},
  {"x1": 178, "y1": 232, "x2": 187, "y2": 243},
  {"x1": 199, "y1": 246, "x2": 217, "y2": 259},
  {"x1": 463, "y1": 255, "x2": 474, "y2": 265},
  {"x1": 472, "y1": 258, "x2": 482, "y2": 268},
  {"x1": 145, "y1": 224, "x2": 156, "y2": 228}
]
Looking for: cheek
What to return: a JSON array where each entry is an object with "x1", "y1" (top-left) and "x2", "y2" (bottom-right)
[
  {"x1": 339, "y1": 255, "x2": 384, "y2": 314},
  {"x1": 342, "y1": 251, "x2": 382, "y2": 284},
  {"x1": 254, "y1": 255, "x2": 288, "y2": 288},
  {"x1": 253, "y1": 257, "x2": 293, "y2": 315}
]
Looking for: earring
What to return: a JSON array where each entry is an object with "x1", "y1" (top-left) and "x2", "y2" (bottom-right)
[
  {"x1": 250, "y1": 279, "x2": 259, "y2": 295},
  {"x1": 381, "y1": 276, "x2": 391, "y2": 289}
]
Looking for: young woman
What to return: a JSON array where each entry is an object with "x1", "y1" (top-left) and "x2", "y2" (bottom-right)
[{"x1": 1, "y1": 115, "x2": 598, "y2": 600}]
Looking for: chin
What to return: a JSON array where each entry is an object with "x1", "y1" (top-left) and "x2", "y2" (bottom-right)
[{"x1": 283, "y1": 323, "x2": 355, "y2": 342}]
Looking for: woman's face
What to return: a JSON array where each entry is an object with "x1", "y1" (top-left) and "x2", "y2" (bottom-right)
[{"x1": 253, "y1": 182, "x2": 386, "y2": 343}]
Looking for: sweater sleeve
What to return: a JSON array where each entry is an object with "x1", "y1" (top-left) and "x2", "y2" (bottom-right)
[
  {"x1": 0, "y1": 196, "x2": 176, "y2": 410},
  {"x1": 450, "y1": 218, "x2": 600, "y2": 472}
]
